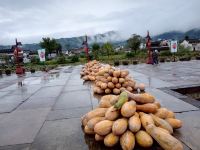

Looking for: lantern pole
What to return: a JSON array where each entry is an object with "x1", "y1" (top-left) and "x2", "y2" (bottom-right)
[
  {"x1": 14, "y1": 38, "x2": 25, "y2": 74},
  {"x1": 146, "y1": 31, "x2": 153, "y2": 64},
  {"x1": 82, "y1": 35, "x2": 90, "y2": 62}
]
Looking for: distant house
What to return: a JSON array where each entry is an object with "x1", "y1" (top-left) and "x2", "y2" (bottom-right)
[
  {"x1": 0, "y1": 48, "x2": 13, "y2": 54},
  {"x1": 140, "y1": 43, "x2": 145, "y2": 49},
  {"x1": 149, "y1": 40, "x2": 170, "y2": 51},
  {"x1": 65, "y1": 47, "x2": 84, "y2": 56},
  {"x1": 0, "y1": 45, "x2": 20, "y2": 54},
  {"x1": 0, "y1": 47, "x2": 34, "y2": 64},
  {"x1": 72, "y1": 48, "x2": 84, "y2": 55},
  {"x1": 115, "y1": 46, "x2": 124, "y2": 52},
  {"x1": 65, "y1": 50, "x2": 70, "y2": 56},
  {"x1": 0, "y1": 46, "x2": 33, "y2": 55},
  {"x1": 180, "y1": 39, "x2": 200, "y2": 51}
]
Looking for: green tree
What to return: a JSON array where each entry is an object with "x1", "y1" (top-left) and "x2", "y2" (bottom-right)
[
  {"x1": 127, "y1": 34, "x2": 141, "y2": 53},
  {"x1": 102, "y1": 42, "x2": 114, "y2": 59},
  {"x1": 92, "y1": 43, "x2": 100, "y2": 60},
  {"x1": 40, "y1": 37, "x2": 58, "y2": 56},
  {"x1": 55, "y1": 43, "x2": 62, "y2": 56}
]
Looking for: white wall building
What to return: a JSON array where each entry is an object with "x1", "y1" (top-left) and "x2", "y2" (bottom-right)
[{"x1": 180, "y1": 39, "x2": 200, "y2": 51}]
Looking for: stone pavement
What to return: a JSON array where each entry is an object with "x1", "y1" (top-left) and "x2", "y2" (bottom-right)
[{"x1": 0, "y1": 60, "x2": 199, "y2": 150}]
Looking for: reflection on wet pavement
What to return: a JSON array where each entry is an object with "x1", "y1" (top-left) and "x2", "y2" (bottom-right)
[{"x1": 0, "y1": 61, "x2": 199, "y2": 150}]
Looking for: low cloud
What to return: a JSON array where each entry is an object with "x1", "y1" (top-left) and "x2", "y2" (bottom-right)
[{"x1": 0, "y1": 0, "x2": 199, "y2": 45}]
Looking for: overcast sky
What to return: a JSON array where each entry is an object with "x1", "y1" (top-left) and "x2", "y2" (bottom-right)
[{"x1": 0, "y1": 0, "x2": 200, "y2": 45}]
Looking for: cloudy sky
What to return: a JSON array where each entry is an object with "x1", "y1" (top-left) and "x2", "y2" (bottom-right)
[{"x1": 0, "y1": 0, "x2": 200, "y2": 45}]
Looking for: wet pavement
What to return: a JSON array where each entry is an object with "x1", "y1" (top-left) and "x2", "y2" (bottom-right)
[{"x1": 0, "y1": 60, "x2": 199, "y2": 150}]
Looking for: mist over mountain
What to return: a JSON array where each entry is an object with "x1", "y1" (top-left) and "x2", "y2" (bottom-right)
[
  {"x1": 152, "y1": 29, "x2": 200, "y2": 40},
  {"x1": 56, "y1": 31, "x2": 125, "y2": 50},
  {"x1": 0, "y1": 31, "x2": 125, "y2": 50},
  {"x1": 0, "y1": 29, "x2": 200, "y2": 51}
]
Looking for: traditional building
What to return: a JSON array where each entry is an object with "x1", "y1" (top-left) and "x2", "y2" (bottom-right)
[
  {"x1": 0, "y1": 48, "x2": 13, "y2": 54},
  {"x1": 150, "y1": 40, "x2": 170, "y2": 51},
  {"x1": 0, "y1": 47, "x2": 33, "y2": 54},
  {"x1": 180, "y1": 39, "x2": 200, "y2": 51},
  {"x1": 65, "y1": 47, "x2": 84, "y2": 56}
]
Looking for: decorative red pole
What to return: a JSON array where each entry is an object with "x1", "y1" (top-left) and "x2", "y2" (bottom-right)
[
  {"x1": 14, "y1": 39, "x2": 25, "y2": 74},
  {"x1": 82, "y1": 35, "x2": 90, "y2": 62},
  {"x1": 146, "y1": 31, "x2": 153, "y2": 64}
]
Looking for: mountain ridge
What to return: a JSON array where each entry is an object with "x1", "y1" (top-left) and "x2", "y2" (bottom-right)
[
  {"x1": 152, "y1": 28, "x2": 200, "y2": 40},
  {"x1": 0, "y1": 31, "x2": 125, "y2": 50},
  {"x1": 0, "y1": 29, "x2": 200, "y2": 51}
]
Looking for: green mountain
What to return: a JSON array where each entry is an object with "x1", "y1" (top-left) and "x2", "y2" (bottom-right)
[
  {"x1": 152, "y1": 29, "x2": 200, "y2": 40},
  {"x1": 0, "y1": 31, "x2": 125, "y2": 50},
  {"x1": 1, "y1": 29, "x2": 200, "y2": 51},
  {"x1": 56, "y1": 31, "x2": 126, "y2": 49}
]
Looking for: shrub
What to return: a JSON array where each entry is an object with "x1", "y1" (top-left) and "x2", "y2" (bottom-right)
[
  {"x1": 133, "y1": 60, "x2": 138, "y2": 65},
  {"x1": 179, "y1": 57, "x2": 191, "y2": 61},
  {"x1": 176, "y1": 47, "x2": 191, "y2": 57},
  {"x1": 192, "y1": 51, "x2": 200, "y2": 57},
  {"x1": 136, "y1": 51, "x2": 147, "y2": 58},
  {"x1": 30, "y1": 56, "x2": 40, "y2": 64},
  {"x1": 126, "y1": 52, "x2": 135, "y2": 58},
  {"x1": 65, "y1": 59, "x2": 71, "y2": 63},
  {"x1": 70, "y1": 55, "x2": 79, "y2": 63},
  {"x1": 30, "y1": 68, "x2": 35, "y2": 73},
  {"x1": 89, "y1": 54, "x2": 93, "y2": 60},
  {"x1": 178, "y1": 53, "x2": 191, "y2": 58},
  {"x1": 114, "y1": 51, "x2": 119, "y2": 55},
  {"x1": 159, "y1": 58, "x2": 165, "y2": 63},
  {"x1": 45, "y1": 60, "x2": 57, "y2": 65},
  {"x1": 56, "y1": 56, "x2": 66, "y2": 64},
  {"x1": 40, "y1": 66, "x2": 48, "y2": 72},
  {"x1": 122, "y1": 60, "x2": 129, "y2": 65},
  {"x1": 79, "y1": 53, "x2": 86, "y2": 58},
  {"x1": 160, "y1": 51, "x2": 172, "y2": 57},
  {"x1": 5, "y1": 69, "x2": 11, "y2": 75},
  {"x1": 114, "y1": 61, "x2": 120, "y2": 66}
]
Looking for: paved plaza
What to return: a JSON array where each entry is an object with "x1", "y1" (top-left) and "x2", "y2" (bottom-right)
[{"x1": 0, "y1": 60, "x2": 199, "y2": 150}]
